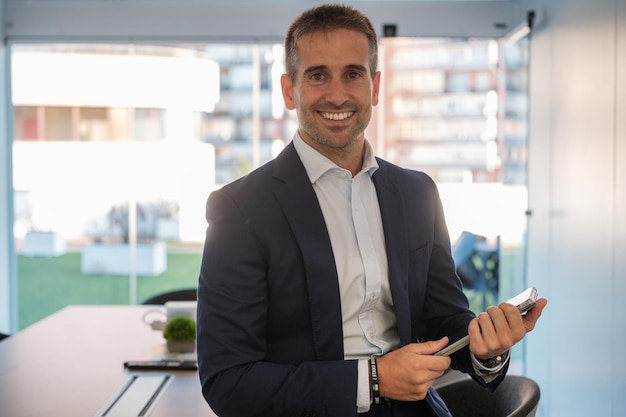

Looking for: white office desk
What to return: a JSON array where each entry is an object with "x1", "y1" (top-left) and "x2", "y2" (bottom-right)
[{"x1": 0, "y1": 305, "x2": 217, "y2": 417}]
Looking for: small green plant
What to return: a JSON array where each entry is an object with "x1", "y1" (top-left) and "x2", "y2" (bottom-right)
[{"x1": 163, "y1": 316, "x2": 196, "y2": 343}]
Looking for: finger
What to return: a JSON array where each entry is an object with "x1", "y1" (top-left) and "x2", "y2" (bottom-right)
[
  {"x1": 477, "y1": 310, "x2": 498, "y2": 342},
  {"x1": 403, "y1": 340, "x2": 452, "y2": 374},
  {"x1": 522, "y1": 298, "x2": 548, "y2": 332},
  {"x1": 500, "y1": 300, "x2": 524, "y2": 321},
  {"x1": 468, "y1": 317, "x2": 491, "y2": 356},
  {"x1": 493, "y1": 303, "x2": 521, "y2": 334},
  {"x1": 492, "y1": 309, "x2": 522, "y2": 349},
  {"x1": 468, "y1": 317, "x2": 481, "y2": 338},
  {"x1": 474, "y1": 308, "x2": 508, "y2": 353},
  {"x1": 502, "y1": 302, "x2": 529, "y2": 338},
  {"x1": 489, "y1": 304, "x2": 510, "y2": 326},
  {"x1": 410, "y1": 337, "x2": 450, "y2": 355},
  {"x1": 489, "y1": 303, "x2": 530, "y2": 350},
  {"x1": 468, "y1": 316, "x2": 488, "y2": 349}
]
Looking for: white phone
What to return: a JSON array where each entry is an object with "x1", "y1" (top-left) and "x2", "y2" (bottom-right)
[
  {"x1": 504, "y1": 286, "x2": 538, "y2": 315},
  {"x1": 434, "y1": 286, "x2": 538, "y2": 357}
]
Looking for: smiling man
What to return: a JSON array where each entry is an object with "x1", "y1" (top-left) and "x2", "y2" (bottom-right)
[
  {"x1": 196, "y1": 4, "x2": 546, "y2": 417},
  {"x1": 281, "y1": 27, "x2": 379, "y2": 176}
]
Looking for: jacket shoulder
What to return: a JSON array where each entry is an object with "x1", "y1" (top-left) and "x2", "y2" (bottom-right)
[{"x1": 374, "y1": 157, "x2": 438, "y2": 189}]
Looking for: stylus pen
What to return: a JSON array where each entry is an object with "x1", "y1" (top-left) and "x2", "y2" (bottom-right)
[{"x1": 433, "y1": 335, "x2": 469, "y2": 357}]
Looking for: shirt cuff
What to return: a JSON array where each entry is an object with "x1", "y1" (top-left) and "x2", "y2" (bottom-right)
[
  {"x1": 357, "y1": 359, "x2": 371, "y2": 413},
  {"x1": 470, "y1": 351, "x2": 510, "y2": 384}
]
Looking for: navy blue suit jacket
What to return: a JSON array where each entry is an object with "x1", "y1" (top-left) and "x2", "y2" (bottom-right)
[{"x1": 197, "y1": 143, "x2": 505, "y2": 417}]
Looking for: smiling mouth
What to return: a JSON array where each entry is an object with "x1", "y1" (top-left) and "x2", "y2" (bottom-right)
[{"x1": 320, "y1": 111, "x2": 354, "y2": 121}]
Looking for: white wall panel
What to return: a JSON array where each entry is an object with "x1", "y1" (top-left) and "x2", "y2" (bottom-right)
[
  {"x1": 525, "y1": 0, "x2": 626, "y2": 416},
  {"x1": 613, "y1": 1, "x2": 626, "y2": 416}
]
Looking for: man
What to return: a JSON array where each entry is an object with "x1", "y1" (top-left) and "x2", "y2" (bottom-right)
[{"x1": 197, "y1": 4, "x2": 546, "y2": 417}]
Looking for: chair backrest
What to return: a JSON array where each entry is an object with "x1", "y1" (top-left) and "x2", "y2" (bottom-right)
[
  {"x1": 436, "y1": 375, "x2": 540, "y2": 417},
  {"x1": 142, "y1": 288, "x2": 197, "y2": 305}
]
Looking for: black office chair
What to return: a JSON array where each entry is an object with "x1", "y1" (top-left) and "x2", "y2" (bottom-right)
[
  {"x1": 436, "y1": 375, "x2": 540, "y2": 417},
  {"x1": 0, "y1": 332, "x2": 9, "y2": 342},
  {"x1": 142, "y1": 288, "x2": 197, "y2": 305}
]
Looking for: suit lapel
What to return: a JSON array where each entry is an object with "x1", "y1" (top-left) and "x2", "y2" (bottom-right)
[
  {"x1": 271, "y1": 144, "x2": 344, "y2": 360},
  {"x1": 372, "y1": 164, "x2": 413, "y2": 345},
  {"x1": 269, "y1": 146, "x2": 414, "y2": 353}
]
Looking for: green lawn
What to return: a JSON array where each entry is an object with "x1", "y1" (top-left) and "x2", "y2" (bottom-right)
[
  {"x1": 17, "y1": 245, "x2": 525, "y2": 331},
  {"x1": 17, "y1": 250, "x2": 202, "y2": 330}
]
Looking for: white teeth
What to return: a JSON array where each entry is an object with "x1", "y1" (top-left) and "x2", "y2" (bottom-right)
[{"x1": 321, "y1": 112, "x2": 353, "y2": 121}]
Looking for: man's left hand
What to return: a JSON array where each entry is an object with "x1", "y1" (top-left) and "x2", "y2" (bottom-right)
[{"x1": 468, "y1": 297, "x2": 548, "y2": 360}]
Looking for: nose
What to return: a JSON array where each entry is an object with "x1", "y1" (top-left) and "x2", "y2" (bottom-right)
[{"x1": 324, "y1": 78, "x2": 349, "y2": 106}]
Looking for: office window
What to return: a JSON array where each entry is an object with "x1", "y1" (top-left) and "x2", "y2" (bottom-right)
[
  {"x1": 12, "y1": 43, "x2": 292, "y2": 329},
  {"x1": 373, "y1": 37, "x2": 529, "y2": 313},
  {"x1": 12, "y1": 38, "x2": 528, "y2": 331}
]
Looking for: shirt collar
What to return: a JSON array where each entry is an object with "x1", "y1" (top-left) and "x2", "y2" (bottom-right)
[{"x1": 292, "y1": 132, "x2": 379, "y2": 184}]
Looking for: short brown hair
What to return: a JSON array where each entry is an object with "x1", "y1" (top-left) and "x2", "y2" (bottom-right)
[{"x1": 284, "y1": 3, "x2": 379, "y2": 82}]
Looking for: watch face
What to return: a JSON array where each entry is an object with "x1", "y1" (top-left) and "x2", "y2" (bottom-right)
[{"x1": 481, "y1": 351, "x2": 509, "y2": 368}]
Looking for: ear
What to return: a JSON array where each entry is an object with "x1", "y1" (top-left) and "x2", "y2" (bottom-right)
[
  {"x1": 371, "y1": 71, "x2": 381, "y2": 106},
  {"x1": 281, "y1": 73, "x2": 296, "y2": 110}
]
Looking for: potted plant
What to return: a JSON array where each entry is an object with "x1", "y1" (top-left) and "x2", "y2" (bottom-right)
[{"x1": 163, "y1": 316, "x2": 196, "y2": 353}]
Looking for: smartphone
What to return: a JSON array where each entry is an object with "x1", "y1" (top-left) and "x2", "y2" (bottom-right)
[
  {"x1": 434, "y1": 286, "x2": 539, "y2": 357},
  {"x1": 505, "y1": 286, "x2": 538, "y2": 315}
]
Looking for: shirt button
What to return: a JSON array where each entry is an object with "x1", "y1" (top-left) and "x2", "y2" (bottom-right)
[{"x1": 369, "y1": 293, "x2": 376, "y2": 301}]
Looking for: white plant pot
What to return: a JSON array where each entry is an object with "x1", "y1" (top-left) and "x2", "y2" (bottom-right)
[
  {"x1": 22, "y1": 231, "x2": 66, "y2": 257},
  {"x1": 166, "y1": 340, "x2": 196, "y2": 354}
]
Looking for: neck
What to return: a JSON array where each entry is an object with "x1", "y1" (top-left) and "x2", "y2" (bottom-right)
[{"x1": 299, "y1": 131, "x2": 365, "y2": 177}]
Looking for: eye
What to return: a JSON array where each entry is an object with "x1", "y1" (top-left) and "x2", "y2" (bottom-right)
[
  {"x1": 310, "y1": 72, "x2": 325, "y2": 81},
  {"x1": 347, "y1": 71, "x2": 362, "y2": 80}
]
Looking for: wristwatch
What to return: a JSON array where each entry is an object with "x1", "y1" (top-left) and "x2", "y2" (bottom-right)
[{"x1": 478, "y1": 350, "x2": 510, "y2": 369}]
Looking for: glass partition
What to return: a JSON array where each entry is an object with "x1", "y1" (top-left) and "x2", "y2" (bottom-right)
[
  {"x1": 373, "y1": 37, "x2": 530, "y2": 312},
  {"x1": 12, "y1": 38, "x2": 528, "y2": 332},
  {"x1": 12, "y1": 43, "x2": 293, "y2": 328}
]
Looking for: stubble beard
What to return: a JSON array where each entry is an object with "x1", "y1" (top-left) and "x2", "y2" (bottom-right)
[{"x1": 298, "y1": 105, "x2": 371, "y2": 156}]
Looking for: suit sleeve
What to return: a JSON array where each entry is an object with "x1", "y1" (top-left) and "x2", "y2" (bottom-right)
[
  {"x1": 414, "y1": 174, "x2": 508, "y2": 390},
  {"x1": 375, "y1": 167, "x2": 503, "y2": 388}
]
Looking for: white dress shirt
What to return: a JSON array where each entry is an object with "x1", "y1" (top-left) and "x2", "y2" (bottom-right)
[
  {"x1": 293, "y1": 133, "x2": 398, "y2": 412},
  {"x1": 292, "y1": 133, "x2": 507, "y2": 412}
]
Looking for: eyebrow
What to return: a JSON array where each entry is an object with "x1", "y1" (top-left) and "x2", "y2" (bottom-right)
[{"x1": 302, "y1": 64, "x2": 369, "y2": 77}]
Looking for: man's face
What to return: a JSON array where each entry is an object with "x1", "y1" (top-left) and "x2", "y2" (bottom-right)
[{"x1": 281, "y1": 29, "x2": 380, "y2": 156}]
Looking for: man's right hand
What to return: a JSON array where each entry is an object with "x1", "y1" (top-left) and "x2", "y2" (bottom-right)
[{"x1": 376, "y1": 338, "x2": 451, "y2": 401}]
